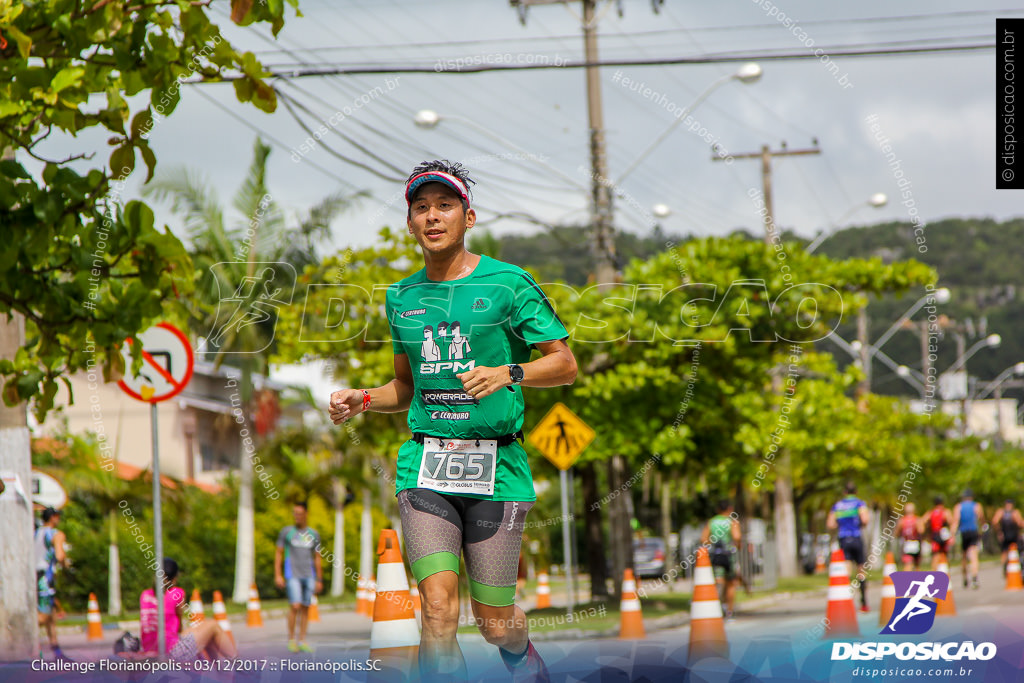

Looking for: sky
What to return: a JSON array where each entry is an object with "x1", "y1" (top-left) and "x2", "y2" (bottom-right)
[{"x1": 36, "y1": 0, "x2": 1022, "y2": 253}]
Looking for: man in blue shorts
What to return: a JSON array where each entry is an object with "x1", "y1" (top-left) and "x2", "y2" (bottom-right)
[
  {"x1": 274, "y1": 501, "x2": 323, "y2": 653},
  {"x1": 330, "y1": 160, "x2": 577, "y2": 682},
  {"x1": 827, "y1": 481, "x2": 871, "y2": 612}
]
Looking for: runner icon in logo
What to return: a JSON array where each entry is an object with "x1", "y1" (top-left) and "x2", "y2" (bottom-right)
[{"x1": 882, "y1": 571, "x2": 949, "y2": 635}]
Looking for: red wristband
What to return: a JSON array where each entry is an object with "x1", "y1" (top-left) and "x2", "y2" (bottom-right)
[{"x1": 361, "y1": 389, "x2": 371, "y2": 411}]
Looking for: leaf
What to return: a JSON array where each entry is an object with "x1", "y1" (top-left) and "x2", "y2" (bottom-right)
[
  {"x1": 139, "y1": 143, "x2": 157, "y2": 183},
  {"x1": 104, "y1": 348, "x2": 125, "y2": 384},
  {"x1": 51, "y1": 66, "x2": 86, "y2": 93},
  {"x1": 4, "y1": 24, "x2": 32, "y2": 59},
  {"x1": 109, "y1": 145, "x2": 135, "y2": 179},
  {"x1": 231, "y1": 0, "x2": 255, "y2": 24},
  {"x1": 0, "y1": 160, "x2": 30, "y2": 179},
  {"x1": 130, "y1": 109, "x2": 154, "y2": 141}
]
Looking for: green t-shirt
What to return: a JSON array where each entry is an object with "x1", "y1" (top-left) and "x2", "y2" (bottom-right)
[
  {"x1": 386, "y1": 255, "x2": 568, "y2": 502},
  {"x1": 709, "y1": 515, "x2": 735, "y2": 548}
]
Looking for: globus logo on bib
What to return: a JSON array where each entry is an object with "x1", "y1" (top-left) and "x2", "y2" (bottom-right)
[{"x1": 420, "y1": 360, "x2": 476, "y2": 374}]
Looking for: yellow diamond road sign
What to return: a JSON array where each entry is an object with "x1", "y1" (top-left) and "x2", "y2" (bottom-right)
[{"x1": 528, "y1": 402, "x2": 595, "y2": 470}]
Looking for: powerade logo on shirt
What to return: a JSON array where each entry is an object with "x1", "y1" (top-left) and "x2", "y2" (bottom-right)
[
  {"x1": 421, "y1": 390, "x2": 477, "y2": 405},
  {"x1": 832, "y1": 570, "x2": 996, "y2": 663}
]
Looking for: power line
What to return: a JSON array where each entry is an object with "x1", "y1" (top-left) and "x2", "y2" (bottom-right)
[{"x1": 250, "y1": 42, "x2": 993, "y2": 79}]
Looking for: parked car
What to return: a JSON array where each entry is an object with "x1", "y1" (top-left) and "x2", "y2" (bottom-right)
[{"x1": 633, "y1": 537, "x2": 667, "y2": 578}]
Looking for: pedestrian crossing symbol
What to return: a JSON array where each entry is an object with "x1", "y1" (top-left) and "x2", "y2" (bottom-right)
[{"x1": 527, "y1": 402, "x2": 595, "y2": 470}]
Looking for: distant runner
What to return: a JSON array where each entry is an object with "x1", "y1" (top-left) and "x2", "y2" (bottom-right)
[
  {"x1": 992, "y1": 499, "x2": 1024, "y2": 575},
  {"x1": 925, "y1": 495, "x2": 954, "y2": 564},
  {"x1": 329, "y1": 160, "x2": 577, "y2": 683},
  {"x1": 701, "y1": 500, "x2": 742, "y2": 619},
  {"x1": 274, "y1": 501, "x2": 323, "y2": 653},
  {"x1": 35, "y1": 507, "x2": 70, "y2": 661},
  {"x1": 826, "y1": 482, "x2": 871, "y2": 612},
  {"x1": 952, "y1": 489, "x2": 985, "y2": 589},
  {"x1": 898, "y1": 502, "x2": 924, "y2": 570}
]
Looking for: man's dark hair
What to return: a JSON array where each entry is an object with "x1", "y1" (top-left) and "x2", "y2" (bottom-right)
[
  {"x1": 407, "y1": 160, "x2": 476, "y2": 214},
  {"x1": 163, "y1": 558, "x2": 179, "y2": 582},
  {"x1": 42, "y1": 507, "x2": 60, "y2": 523},
  {"x1": 716, "y1": 498, "x2": 731, "y2": 514},
  {"x1": 934, "y1": 495, "x2": 944, "y2": 505},
  {"x1": 294, "y1": 501, "x2": 308, "y2": 511},
  {"x1": 844, "y1": 481, "x2": 857, "y2": 495}
]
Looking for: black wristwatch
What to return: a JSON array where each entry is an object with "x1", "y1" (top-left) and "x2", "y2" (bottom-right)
[{"x1": 507, "y1": 363, "x2": 525, "y2": 385}]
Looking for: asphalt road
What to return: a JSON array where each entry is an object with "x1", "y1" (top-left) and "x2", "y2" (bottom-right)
[{"x1": 9, "y1": 561, "x2": 1024, "y2": 682}]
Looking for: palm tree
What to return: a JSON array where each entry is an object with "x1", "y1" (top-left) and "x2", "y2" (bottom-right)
[{"x1": 144, "y1": 138, "x2": 363, "y2": 602}]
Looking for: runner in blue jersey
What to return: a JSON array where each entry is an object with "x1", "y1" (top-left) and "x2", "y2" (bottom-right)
[
  {"x1": 826, "y1": 481, "x2": 871, "y2": 612},
  {"x1": 952, "y1": 488, "x2": 986, "y2": 589}
]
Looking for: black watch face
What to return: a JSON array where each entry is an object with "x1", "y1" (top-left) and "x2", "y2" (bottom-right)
[{"x1": 510, "y1": 364, "x2": 524, "y2": 383}]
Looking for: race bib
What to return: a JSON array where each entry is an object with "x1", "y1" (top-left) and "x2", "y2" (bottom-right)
[
  {"x1": 417, "y1": 438, "x2": 497, "y2": 496},
  {"x1": 939, "y1": 528, "x2": 951, "y2": 542},
  {"x1": 903, "y1": 539, "x2": 920, "y2": 554}
]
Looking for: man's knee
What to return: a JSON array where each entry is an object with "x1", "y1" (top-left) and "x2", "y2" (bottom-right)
[{"x1": 421, "y1": 597, "x2": 459, "y2": 637}]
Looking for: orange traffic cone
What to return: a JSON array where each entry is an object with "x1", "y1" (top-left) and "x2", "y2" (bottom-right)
[
  {"x1": 212, "y1": 590, "x2": 234, "y2": 646},
  {"x1": 189, "y1": 588, "x2": 205, "y2": 625},
  {"x1": 309, "y1": 594, "x2": 321, "y2": 622},
  {"x1": 356, "y1": 576, "x2": 370, "y2": 616},
  {"x1": 369, "y1": 529, "x2": 420, "y2": 681},
  {"x1": 87, "y1": 592, "x2": 103, "y2": 640},
  {"x1": 687, "y1": 547, "x2": 728, "y2": 663},
  {"x1": 815, "y1": 552, "x2": 827, "y2": 575},
  {"x1": 246, "y1": 583, "x2": 264, "y2": 627},
  {"x1": 933, "y1": 554, "x2": 957, "y2": 616},
  {"x1": 878, "y1": 552, "x2": 897, "y2": 627},
  {"x1": 619, "y1": 569, "x2": 645, "y2": 639},
  {"x1": 535, "y1": 573, "x2": 552, "y2": 609},
  {"x1": 824, "y1": 549, "x2": 859, "y2": 637},
  {"x1": 368, "y1": 575, "x2": 377, "y2": 614},
  {"x1": 1007, "y1": 544, "x2": 1023, "y2": 591}
]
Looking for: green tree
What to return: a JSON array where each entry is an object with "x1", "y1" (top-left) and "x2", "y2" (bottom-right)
[{"x1": 0, "y1": 0, "x2": 298, "y2": 657}]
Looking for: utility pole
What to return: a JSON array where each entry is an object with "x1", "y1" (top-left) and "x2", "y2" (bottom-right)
[
  {"x1": 511, "y1": 0, "x2": 664, "y2": 601},
  {"x1": 715, "y1": 142, "x2": 819, "y2": 578},
  {"x1": 512, "y1": 0, "x2": 617, "y2": 284},
  {"x1": 713, "y1": 144, "x2": 821, "y2": 245}
]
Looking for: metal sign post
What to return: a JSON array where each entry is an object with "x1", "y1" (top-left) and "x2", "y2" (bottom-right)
[
  {"x1": 527, "y1": 402, "x2": 595, "y2": 618},
  {"x1": 118, "y1": 322, "x2": 193, "y2": 659}
]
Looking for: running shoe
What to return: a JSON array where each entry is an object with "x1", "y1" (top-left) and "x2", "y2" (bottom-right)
[
  {"x1": 298, "y1": 642, "x2": 314, "y2": 653},
  {"x1": 859, "y1": 604, "x2": 870, "y2": 613},
  {"x1": 287, "y1": 640, "x2": 299, "y2": 653},
  {"x1": 501, "y1": 641, "x2": 550, "y2": 683}
]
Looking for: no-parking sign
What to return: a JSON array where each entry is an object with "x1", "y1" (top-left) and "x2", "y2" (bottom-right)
[{"x1": 117, "y1": 322, "x2": 194, "y2": 403}]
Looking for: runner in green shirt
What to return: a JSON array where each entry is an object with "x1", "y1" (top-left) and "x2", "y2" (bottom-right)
[
  {"x1": 329, "y1": 160, "x2": 577, "y2": 683},
  {"x1": 701, "y1": 499, "x2": 742, "y2": 619}
]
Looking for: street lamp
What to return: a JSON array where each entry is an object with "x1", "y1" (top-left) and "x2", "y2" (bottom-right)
[
  {"x1": 615, "y1": 63, "x2": 763, "y2": 185},
  {"x1": 412, "y1": 109, "x2": 589, "y2": 192},
  {"x1": 652, "y1": 203, "x2": 671, "y2": 219},
  {"x1": 947, "y1": 333, "x2": 1001, "y2": 373},
  {"x1": 805, "y1": 193, "x2": 888, "y2": 254},
  {"x1": 976, "y1": 362, "x2": 1024, "y2": 400}
]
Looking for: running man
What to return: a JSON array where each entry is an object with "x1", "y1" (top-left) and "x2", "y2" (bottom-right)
[
  {"x1": 329, "y1": 160, "x2": 577, "y2": 682},
  {"x1": 925, "y1": 495, "x2": 954, "y2": 564},
  {"x1": 885, "y1": 574, "x2": 939, "y2": 632},
  {"x1": 274, "y1": 502, "x2": 323, "y2": 653},
  {"x1": 992, "y1": 499, "x2": 1024, "y2": 575},
  {"x1": 826, "y1": 482, "x2": 871, "y2": 612},
  {"x1": 897, "y1": 502, "x2": 925, "y2": 570},
  {"x1": 701, "y1": 499, "x2": 742, "y2": 619},
  {"x1": 952, "y1": 489, "x2": 985, "y2": 589},
  {"x1": 35, "y1": 507, "x2": 70, "y2": 660}
]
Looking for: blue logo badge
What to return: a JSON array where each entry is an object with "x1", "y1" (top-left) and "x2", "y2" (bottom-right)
[{"x1": 881, "y1": 571, "x2": 949, "y2": 635}]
